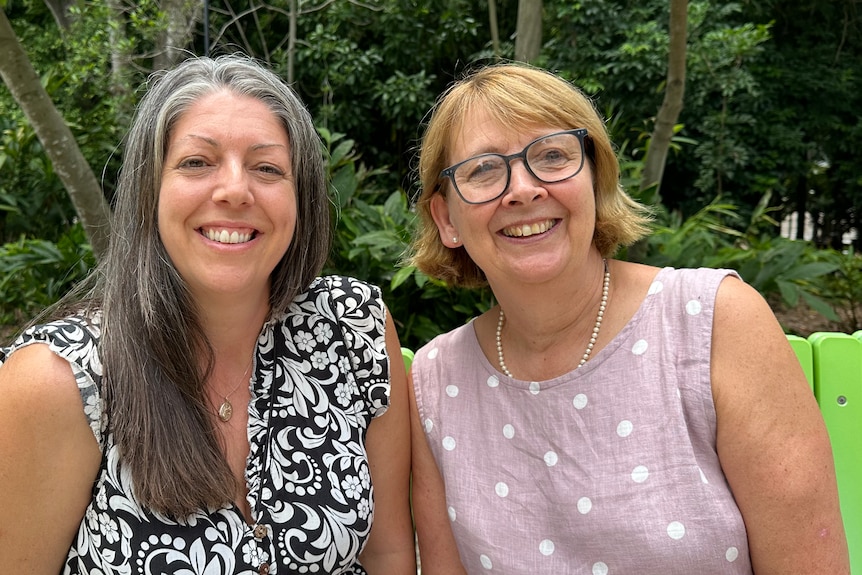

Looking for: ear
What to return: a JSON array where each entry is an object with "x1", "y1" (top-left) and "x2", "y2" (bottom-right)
[{"x1": 430, "y1": 193, "x2": 461, "y2": 248}]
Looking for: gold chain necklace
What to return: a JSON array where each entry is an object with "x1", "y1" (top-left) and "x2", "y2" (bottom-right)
[{"x1": 217, "y1": 362, "x2": 253, "y2": 422}]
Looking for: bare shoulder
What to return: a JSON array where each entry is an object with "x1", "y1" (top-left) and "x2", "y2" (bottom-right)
[
  {"x1": 710, "y1": 274, "x2": 802, "y2": 398},
  {"x1": 710, "y1": 275, "x2": 850, "y2": 573},
  {"x1": 605, "y1": 260, "x2": 663, "y2": 325},
  {"x1": 0, "y1": 343, "x2": 86, "y2": 417},
  {"x1": 0, "y1": 342, "x2": 98, "y2": 456},
  {"x1": 0, "y1": 343, "x2": 102, "y2": 573}
]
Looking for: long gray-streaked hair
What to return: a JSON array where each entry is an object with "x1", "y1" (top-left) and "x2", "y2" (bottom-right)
[{"x1": 92, "y1": 53, "x2": 331, "y2": 517}]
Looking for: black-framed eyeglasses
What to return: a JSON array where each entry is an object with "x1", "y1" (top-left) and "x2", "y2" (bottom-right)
[{"x1": 439, "y1": 128, "x2": 589, "y2": 205}]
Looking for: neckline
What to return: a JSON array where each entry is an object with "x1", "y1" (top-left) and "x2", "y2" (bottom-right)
[{"x1": 471, "y1": 266, "x2": 673, "y2": 386}]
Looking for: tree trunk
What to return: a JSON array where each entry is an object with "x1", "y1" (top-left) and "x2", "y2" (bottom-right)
[
  {"x1": 793, "y1": 176, "x2": 808, "y2": 240},
  {"x1": 107, "y1": 0, "x2": 131, "y2": 98},
  {"x1": 287, "y1": 0, "x2": 297, "y2": 84},
  {"x1": 639, "y1": 0, "x2": 687, "y2": 202},
  {"x1": 514, "y1": 0, "x2": 542, "y2": 63},
  {"x1": 0, "y1": 10, "x2": 112, "y2": 258},
  {"x1": 153, "y1": 0, "x2": 203, "y2": 71},
  {"x1": 488, "y1": 0, "x2": 501, "y2": 61},
  {"x1": 42, "y1": 0, "x2": 75, "y2": 31}
]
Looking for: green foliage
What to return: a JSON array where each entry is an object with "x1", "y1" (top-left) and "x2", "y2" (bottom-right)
[
  {"x1": 0, "y1": 116, "x2": 73, "y2": 243},
  {"x1": 0, "y1": 0, "x2": 133, "y2": 244},
  {"x1": 642, "y1": 194, "x2": 840, "y2": 329},
  {"x1": 0, "y1": 225, "x2": 95, "y2": 329},
  {"x1": 3, "y1": 0, "x2": 861, "y2": 340},
  {"x1": 818, "y1": 248, "x2": 862, "y2": 333}
]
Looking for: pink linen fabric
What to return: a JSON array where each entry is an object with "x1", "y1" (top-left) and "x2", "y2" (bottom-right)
[{"x1": 412, "y1": 267, "x2": 753, "y2": 574}]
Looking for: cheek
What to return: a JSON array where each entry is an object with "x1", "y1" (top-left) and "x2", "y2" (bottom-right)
[{"x1": 272, "y1": 193, "x2": 299, "y2": 240}]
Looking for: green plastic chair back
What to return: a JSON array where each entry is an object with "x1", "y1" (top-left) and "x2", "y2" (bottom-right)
[
  {"x1": 808, "y1": 332, "x2": 862, "y2": 572},
  {"x1": 787, "y1": 334, "x2": 814, "y2": 390}
]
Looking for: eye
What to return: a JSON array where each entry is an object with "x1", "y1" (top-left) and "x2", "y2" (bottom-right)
[
  {"x1": 256, "y1": 164, "x2": 284, "y2": 175},
  {"x1": 177, "y1": 157, "x2": 209, "y2": 169},
  {"x1": 532, "y1": 146, "x2": 569, "y2": 165},
  {"x1": 460, "y1": 155, "x2": 505, "y2": 183}
]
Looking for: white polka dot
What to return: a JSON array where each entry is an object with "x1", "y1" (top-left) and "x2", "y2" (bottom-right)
[
  {"x1": 726, "y1": 547, "x2": 739, "y2": 562},
  {"x1": 698, "y1": 466, "x2": 709, "y2": 484},
  {"x1": 592, "y1": 562, "x2": 609, "y2": 575},
  {"x1": 529, "y1": 381, "x2": 541, "y2": 395},
  {"x1": 503, "y1": 424, "x2": 515, "y2": 439},
  {"x1": 446, "y1": 385, "x2": 459, "y2": 397},
  {"x1": 686, "y1": 299, "x2": 702, "y2": 315},
  {"x1": 442, "y1": 436, "x2": 456, "y2": 451},
  {"x1": 424, "y1": 419, "x2": 433, "y2": 433},
  {"x1": 544, "y1": 451, "x2": 558, "y2": 466},
  {"x1": 648, "y1": 280, "x2": 664, "y2": 295},
  {"x1": 667, "y1": 521, "x2": 686, "y2": 540},
  {"x1": 573, "y1": 393, "x2": 588, "y2": 409},
  {"x1": 428, "y1": 347, "x2": 439, "y2": 359},
  {"x1": 631, "y1": 465, "x2": 649, "y2": 483},
  {"x1": 480, "y1": 554, "x2": 492, "y2": 569},
  {"x1": 448, "y1": 506, "x2": 457, "y2": 522},
  {"x1": 487, "y1": 375, "x2": 499, "y2": 388},
  {"x1": 632, "y1": 339, "x2": 648, "y2": 355},
  {"x1": 495, "y1": 482, "x2": 509, "y2": 497},
  {"x1": 616, "y1": 420, "x2": 633, "y2": 437},
  {"x1": 577, "y1": 497, "x2": 592, "y2": 514},
  {"x1": 539, "y1": 539, "x2": 555, "y2": 556}
]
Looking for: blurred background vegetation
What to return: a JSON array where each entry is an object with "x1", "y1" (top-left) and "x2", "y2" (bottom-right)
[{"x1": 1, "y1": 0, "x2": 861, "y2": 349}]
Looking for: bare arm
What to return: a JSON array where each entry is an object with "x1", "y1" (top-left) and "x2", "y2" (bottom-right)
[
  {"x1": 0, "y1": 344, "x2": 101, "y2": 573},
  {"x1": 408, "y1": 360, "x2": 467, "y2": 574},
  {"x1": 711, "y1": 277, "x2": 850, "y2": 574},
  {"x1": 359, "y1": 312, "x2": 417, "y2": 573}
]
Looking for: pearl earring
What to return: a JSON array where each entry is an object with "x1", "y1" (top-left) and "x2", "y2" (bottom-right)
[{"x1": 452, "y1": 237, "x2": 459, "y2": 244}]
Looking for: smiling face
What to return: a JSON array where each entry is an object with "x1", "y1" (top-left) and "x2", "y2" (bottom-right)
[
  {"x1": 157, "y1": 90, "x2": 297, "y2": 308},
  {"x1": 430, "y1": 106, "x2": 597, "y2": 287}
]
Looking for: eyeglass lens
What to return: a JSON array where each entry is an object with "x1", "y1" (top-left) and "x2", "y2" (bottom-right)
[{"x1": 451, "y1": 131, "x2": 585, "y2": 204}]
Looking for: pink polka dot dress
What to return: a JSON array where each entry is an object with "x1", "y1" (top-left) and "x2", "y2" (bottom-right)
[{"x1": 412, "y1": 267, "x2": 753, "y2": 574}]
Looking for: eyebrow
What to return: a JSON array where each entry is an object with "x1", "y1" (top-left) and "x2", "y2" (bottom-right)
[{"x1": 177, "y1": 134, "x2": 288, "y2": 152}]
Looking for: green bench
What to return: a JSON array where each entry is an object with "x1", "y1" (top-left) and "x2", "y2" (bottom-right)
[
  {"x1": 404, "y1": 333, "x2": 862, "y2": 570},
  {"x1": 788, "y1": 332, "x2": 861, "y2": 572}
]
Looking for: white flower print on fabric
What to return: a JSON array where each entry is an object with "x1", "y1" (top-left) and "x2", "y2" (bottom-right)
[
  {"x1": 1, "y1": 276, "x2": 388, "y2": 575},
  {"x1": 342, "y1": 475, "x2": 363, "y2": 499},
  {"x1": 294, "y1": 330, "x2": 315, "y2": 353}
]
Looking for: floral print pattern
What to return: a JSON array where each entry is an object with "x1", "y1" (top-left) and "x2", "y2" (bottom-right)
[{"x1": 1, "y1": 276, "x2": 389, "y2": 575}]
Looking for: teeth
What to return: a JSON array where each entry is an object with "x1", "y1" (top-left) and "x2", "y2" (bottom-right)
[
  {"x1": 503, "y1": 219, "x2": 555, "y2": 238},
  {"x1": 204, "y1": 229, "x2": 253, "y2": 244}
]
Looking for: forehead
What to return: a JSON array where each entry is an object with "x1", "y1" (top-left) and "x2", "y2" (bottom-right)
[
  {"x1": 448, "y1": 106, "x2": 558, "y2": 159},
  {"x1": 170, "y1": 91, "x2": 287, "y2": 143}
]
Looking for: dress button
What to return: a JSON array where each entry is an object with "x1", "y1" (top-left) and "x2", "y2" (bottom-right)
[
  {"x1": 253, "y1": 524, "x2": 268, "y2": 539},
  {"x1": 258, "y1": 562, "x2": 270, "y2": 575}
]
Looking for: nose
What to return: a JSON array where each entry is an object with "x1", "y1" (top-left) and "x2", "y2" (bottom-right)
[
  {"x1": 502, "y1": 158, "x2": 547, "y2": 206},
  {"x1": 212, "y1": 161, "x2": 254, "y2": 206}
]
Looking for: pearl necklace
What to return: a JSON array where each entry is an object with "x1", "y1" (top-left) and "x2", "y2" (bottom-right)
[{"x1": 496, "y1": 258, "x2": 610, "y2": 378}]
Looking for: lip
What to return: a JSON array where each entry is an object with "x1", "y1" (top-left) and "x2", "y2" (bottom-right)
[{"x1": 499, "y1": 218, "x2": 560, "y2": 238}]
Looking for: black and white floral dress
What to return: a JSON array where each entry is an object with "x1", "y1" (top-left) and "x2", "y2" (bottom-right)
[{"x1": 1, "y1": 276, "x2": 391, "y2": 575}]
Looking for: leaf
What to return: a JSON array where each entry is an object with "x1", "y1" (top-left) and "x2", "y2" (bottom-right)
[
  {"x1": 800, "y1": 291, "x2": 840, "y2": 322},
  {"x1": 776, "y1": 279, "x2": 800, "y2": 307},
  {"x1": 391, "y1": 265, "x2": 414, "y2": 289}
]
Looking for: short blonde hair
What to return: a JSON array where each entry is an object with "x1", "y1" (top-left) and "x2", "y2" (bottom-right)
[{"x1": 410, "y1": 63, "x2": 652, "y2": 288}]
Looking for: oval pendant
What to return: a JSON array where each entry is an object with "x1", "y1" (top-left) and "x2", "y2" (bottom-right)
[{"x1": 218, "y1": 399, "x2": 233, "y2": 422}]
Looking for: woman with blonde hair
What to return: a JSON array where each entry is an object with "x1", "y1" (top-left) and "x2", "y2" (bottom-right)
[{"x1": 408, "y1": 63, "x2": 848, "y2": 574}]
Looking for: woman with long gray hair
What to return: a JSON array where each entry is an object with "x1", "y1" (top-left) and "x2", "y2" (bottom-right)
[{"x1": 0, "y1": 54, "x2": 415, "y2": 574}]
